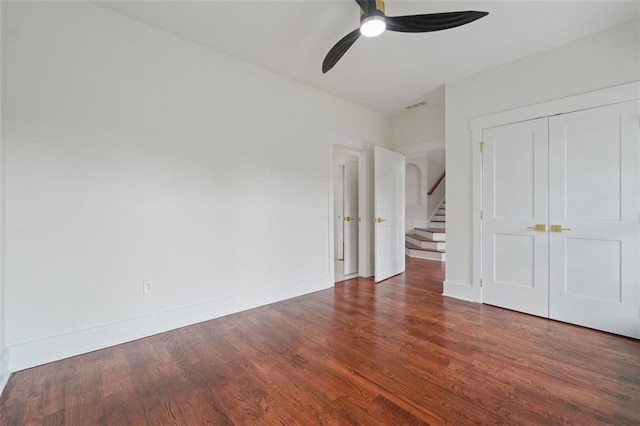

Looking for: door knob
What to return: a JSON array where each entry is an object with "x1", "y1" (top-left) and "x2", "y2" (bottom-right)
[
  {"x1": 526, "y1": 224, "x2": 546, "y2": 232},
  {"x1": 344, "y1": 216, "x2": 352, "y2": 222},
  {"x1": 373, "y1": 217, "x2": 386, "y2": 223},
  {"x1": 551, "y1": 225, "x2": 571, "y2": 232}
]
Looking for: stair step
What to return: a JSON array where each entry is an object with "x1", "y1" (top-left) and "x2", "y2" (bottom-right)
[
  {"x1": 405, "y1": 243, "x2": 446, "y2": 261},
  {"x1": 406, "y1": 233, "x2": 445, "y2": 242},
  {"x1": 414, "y1": 227, "x2": 446, "y2": 241},
  {"x1": 432, "y1": 218, "x2": 446, "y2": 223},
  {"x1": 433, "y1": 214, "x2": 446, "y2": 220},
  {"x1": 406, "y1": 234, "x2": 446, "y2": 250}
]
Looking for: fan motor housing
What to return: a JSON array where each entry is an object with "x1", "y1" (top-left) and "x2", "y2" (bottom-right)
[{"x1": 360, "y1": 0, "x2": 386, "y2": 21}]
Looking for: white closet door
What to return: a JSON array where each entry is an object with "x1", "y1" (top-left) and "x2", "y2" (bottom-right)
[
  {"x1": 482, "y1": 118, "x2": 550, "y2": 317},
  {"x1": 549, "y1": 100, "x2": 640, "y2": 339}
]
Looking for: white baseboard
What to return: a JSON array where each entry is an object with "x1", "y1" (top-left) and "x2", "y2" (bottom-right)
[
  {"x1": 363, "y1": 265, "x2": 373, "y2": 279},
  {"x1": 0, "y1": 348, "x2": 10, "y2": 397},
  {"x1": 443, "y1": 280, "x2": 477, "y2": 302},
  {"x1": 8, "y1": 274, "x2": 331, "y2": 373}
]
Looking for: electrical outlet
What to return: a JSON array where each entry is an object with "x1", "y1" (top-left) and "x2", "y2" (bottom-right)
[{"x1": 143, "y1": 281, "x2": 153, "y2": 294}]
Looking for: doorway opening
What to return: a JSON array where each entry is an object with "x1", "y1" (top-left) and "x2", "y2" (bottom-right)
[{"x1": 333, "y1": 146, "x2": 360, "y2": 283}]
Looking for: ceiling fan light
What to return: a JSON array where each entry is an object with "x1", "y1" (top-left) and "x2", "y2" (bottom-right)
[{"x1": 360, "y1": 15, "x2": 386, "y2": 37}]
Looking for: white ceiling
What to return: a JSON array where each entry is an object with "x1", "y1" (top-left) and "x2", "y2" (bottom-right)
[{"x1": 96, "y1": 1, "x2": 640, "y2": 116}]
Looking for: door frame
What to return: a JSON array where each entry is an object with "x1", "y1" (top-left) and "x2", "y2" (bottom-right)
[
  {"x1": 343, "y1": 153, "x2": 359, "y2": 275},
  {"x1": 461, "y1": 81, "x2": 640, "y2": 304},
  {"x1": 334, "y1": 162, "x2": 345, "y2": 260},
  {"x1": 327, "y1": 134, "x2": 370, "y2": 285}
]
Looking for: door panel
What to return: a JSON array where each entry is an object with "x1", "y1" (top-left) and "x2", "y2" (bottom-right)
[
  {"x1": 374, "y1": 146, "x2": 405, "y2": 283},
  {"x1": 344, "y1": 154, "x2": 359, "y2": 275},
  {"x1": 549, "y1": 101, "x2": 640, "y2": 338},
  {"x1": 565, "y1": 238, "x2": 620, "y2": 302},
  {"x1": 482, "y1": 118, "x2": 549, "y2": 317},
  {"x1": 563, "y1": 115, "x2": 621, "y2": 221},
  {"x1": 494, "y1": 234, "x2": 535, "y2": 288},
  {"x1": 494, "y1": 130, "x2": 536, "y2": 219}
]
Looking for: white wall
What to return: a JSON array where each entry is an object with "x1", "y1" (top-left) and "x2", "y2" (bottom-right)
[
  {"x1": 445, "y1": 19, "x2": 640, "y2": 289},
  {"x1": 426, "y1": 149, "x2": 445, "y2": 221},
  {"x1": 391, "y1": 86, "x2": 446, "y2": 232},
  {"x1": 2, "y1": 2, "x2": 390, "y2": 368},
  {"x1": 426, "y1": 149, "x2": 445, "y2": 190},
  {"x1": 0, "y1": 1, "x2": 8, "y2": 388},
  {"x1": 405, "y1": 154, "x2": 427, "y2": 231},
  {"x1": 401, "y1": 147, "x2": 447, "y2": 232},
  {"x1": 391, "y1": 86, "x2": 445, "y2": 148},
  {"x1": 405, "y1": 163, "x2": 422, "y2": 205}
]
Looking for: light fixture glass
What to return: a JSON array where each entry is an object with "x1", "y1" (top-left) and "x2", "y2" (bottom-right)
[{"x1": 360, "y1": 15, "x2": 386, "y2": 37}]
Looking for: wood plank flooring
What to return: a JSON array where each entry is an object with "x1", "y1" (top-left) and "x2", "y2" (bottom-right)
[{"x1": 1, "y1": 257, "x2": 639, "y2": 425}]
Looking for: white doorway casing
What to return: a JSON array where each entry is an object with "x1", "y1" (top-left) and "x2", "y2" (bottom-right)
[
  {"x1": 463, "y1": 81, "x2": 640, "y2": 339},
  {"x1": 343, "y1": 154, "x2": 359, "y2": 275},
  {"x1": 328, "y1": 134, "x2": 373, "y2": 283},
  {"x1": 334, "y1": 163, "x2": 344, "y2": 260}
]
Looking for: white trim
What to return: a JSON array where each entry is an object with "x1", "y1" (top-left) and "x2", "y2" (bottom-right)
[
  {"x1": 471, "y1": 127, "x2": 483, "y2": 304},
  {"x1": 358, "y1": 149, "x2": 373, "y2": 278},
  {"x1": 470, "y1": 81, "x2": 640, "y2": 308},
  {"x1": 442, "y1": 280, "x2": 477, "y2": 302},
  {"x1": 328, "y1": 133, "x2": 364, "y2": 151},
  {"x1": 393, "y1": 138, "x2": 445, "y2": 155},
  {"x1": 8, "y1": 274, "x2": 330, "y2": 372},
  {"x1": 471, "y1": 81, "x2": 640, "y2": 131}
]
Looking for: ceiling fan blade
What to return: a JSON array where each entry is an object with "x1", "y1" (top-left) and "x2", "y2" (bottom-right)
[
  {"x1": 386, "y1": 11, "x2": 488, "y2": 33},
  {"x1": 322, "y1": 28, "x2": 361, "y2": 73}
]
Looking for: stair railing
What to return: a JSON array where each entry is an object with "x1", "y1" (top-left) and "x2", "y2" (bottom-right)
[{"x1": 427, "y1": 172, "x2": 445, "y2": 196}]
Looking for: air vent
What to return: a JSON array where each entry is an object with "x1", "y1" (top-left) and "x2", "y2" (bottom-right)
[{"x1": 405, "y1": 101, "x2": 427, "y2": 110}]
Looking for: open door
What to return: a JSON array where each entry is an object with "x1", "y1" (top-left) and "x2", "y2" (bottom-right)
[
  {"x1": 343, "y1": 154, "x2": 359, "y2": 275},
  {"x1": 374, "y1": 146, "x2": 405, "y2": 282}
]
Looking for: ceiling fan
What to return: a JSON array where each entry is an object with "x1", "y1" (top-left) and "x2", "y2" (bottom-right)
[{"x1": 322, "y1": 0, "x2": 489, "y2": 73}]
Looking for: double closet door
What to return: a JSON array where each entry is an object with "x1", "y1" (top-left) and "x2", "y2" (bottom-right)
[{"x1": 482, "y1": 100, "x2": 640, "y2": 339}]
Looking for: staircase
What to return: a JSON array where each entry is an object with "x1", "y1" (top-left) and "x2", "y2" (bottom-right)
[{"x1": 405, "y1": 200, "x2": 446, "y2": 261}]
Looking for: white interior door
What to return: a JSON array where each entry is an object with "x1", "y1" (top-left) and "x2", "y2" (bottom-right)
[
  {"x1": 344, "y1": 154, "x2": 359, "y2": 275},
  {"x1": 548, "y1": 101, "x2": 640, "y2": 338},
  {"x1": 482, "y1": 118, "x2": 550, "y2": 317},
  {"x1": 334, "y1": 164, "x2": 344, "y2": 260},
  {"x1": 374, "y1": 146, "x2": 405, "y2": 283}
]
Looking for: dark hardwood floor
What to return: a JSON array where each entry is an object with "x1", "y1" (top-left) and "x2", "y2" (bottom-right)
[{"x1": 1, "y1": 257, "x2": 639, "y2": 425}]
